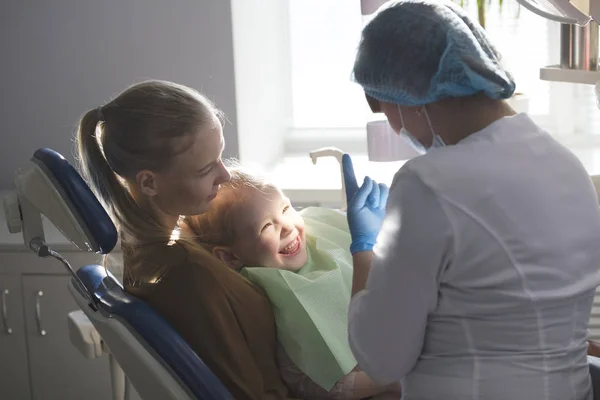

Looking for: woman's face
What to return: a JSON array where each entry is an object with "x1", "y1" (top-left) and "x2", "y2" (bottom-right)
[{"x1": 150, "y1": 117, "x2": 231, "y2": 218}]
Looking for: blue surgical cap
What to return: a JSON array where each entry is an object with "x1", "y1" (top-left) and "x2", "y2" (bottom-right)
[{"x1": 353, "y1": 0, "x2": 516, "y2": 106}]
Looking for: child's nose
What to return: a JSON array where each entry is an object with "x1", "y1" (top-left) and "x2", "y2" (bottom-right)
[{"x1": 280, "y1": 221, "x2": 295, "y2": 237}]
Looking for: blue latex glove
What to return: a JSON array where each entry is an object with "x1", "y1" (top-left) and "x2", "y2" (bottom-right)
[{"x1": 342, "y1": 154, "x2": 389, "y2": 254}]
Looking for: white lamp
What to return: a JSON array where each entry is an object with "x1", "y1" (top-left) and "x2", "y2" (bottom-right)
[{"x1": 366, "y1": 120, "x2": 420, "y2": 161}]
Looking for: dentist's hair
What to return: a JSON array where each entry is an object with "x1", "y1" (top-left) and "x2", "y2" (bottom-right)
[{"x1": 75, "y1": 80, "x2": 221, "y2": 244}]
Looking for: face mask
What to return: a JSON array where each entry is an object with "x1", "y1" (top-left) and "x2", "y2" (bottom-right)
[
  {"x1": 397, "y1": 105, "x2": 445, "y2": 154},
  {"x1": 399, "y1": 126, "x2": 427, "y2": 155}
]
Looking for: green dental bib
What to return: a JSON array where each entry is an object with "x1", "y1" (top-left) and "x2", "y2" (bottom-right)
[{"x1": 241, "y1": 207, "x2": 357, "y2": 390}]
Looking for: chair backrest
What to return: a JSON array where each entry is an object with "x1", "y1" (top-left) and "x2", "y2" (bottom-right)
[
  {"x1": 71, "y1": 265, "x2": 232, "y2": 400},
  {"x1": 27, "y1": 148, "x2": 231, "y2": 399},
  {"x1": 589, "y1": 356, "x2": 600, "y2": 399},
  {"x1": 591, "y1": 175, "x2": 600, "y2": 201}
]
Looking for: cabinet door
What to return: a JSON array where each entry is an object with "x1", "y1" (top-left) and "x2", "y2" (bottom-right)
[
  {"x1": 22, "y1": 275, "x2": 112, "y2": 400},
  {"x1": 0, "y1": 274, "x2": 31, "y2": 399}
]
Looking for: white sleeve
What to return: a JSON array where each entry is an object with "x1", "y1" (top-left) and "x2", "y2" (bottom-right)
[{"x1": 348, "y1": 166, "x2": 454, "y2": 384}]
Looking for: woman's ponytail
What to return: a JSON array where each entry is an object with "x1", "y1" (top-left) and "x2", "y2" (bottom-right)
[{"x1": 76, "y1": 108, "x2": 133, "y2": 227}]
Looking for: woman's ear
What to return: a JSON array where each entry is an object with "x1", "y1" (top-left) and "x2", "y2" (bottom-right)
[
  {"x1": 136, "y1": 170, "x2": 159, "y2": 197},
  {"x1": 212, "y1": 246, "x2": 243, "y2": 270}
]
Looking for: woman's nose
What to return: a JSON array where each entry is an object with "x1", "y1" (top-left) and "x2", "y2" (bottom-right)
[{"x1": 217, "y1": 161, "x2": 231, "y2": 184}]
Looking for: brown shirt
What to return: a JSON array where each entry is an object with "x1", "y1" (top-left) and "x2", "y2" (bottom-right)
[{"x1": 122, "y1": 240, "x2": 295, "y2": 400}]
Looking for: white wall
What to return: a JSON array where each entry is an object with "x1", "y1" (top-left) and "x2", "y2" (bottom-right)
[
  {"x1": 230, "y1": 0, "x2": 292, "y2": 167},
  {"x1": 0, "y1": 0, "x2": 239, "y2": 189}
]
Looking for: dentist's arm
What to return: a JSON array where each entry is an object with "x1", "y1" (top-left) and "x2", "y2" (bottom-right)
[
  {"x1": 342, "y1": 154, "x2": 389, "y2": 295},
  {"x1": 346, "y1": 165, "x2": 454, "y2": 384},
  {"x1": 351, "y1": 251, "x2": 373, "y2": 296}
]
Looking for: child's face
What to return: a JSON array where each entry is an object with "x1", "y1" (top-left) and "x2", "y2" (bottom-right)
[{"x1": 230, "y1": 187, "x2": 307, "y2": 271}]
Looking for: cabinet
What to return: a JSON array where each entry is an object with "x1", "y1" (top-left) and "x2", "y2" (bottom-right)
[
  {"x1": 0, "y1": 274, "x2": 31, "y2": 399},
  {"x1": 24, "y1": 274, "x2": 112, "y2": 399},
  {"x1": 0, "y1": 251, "x2": 114, "y2": 400}
]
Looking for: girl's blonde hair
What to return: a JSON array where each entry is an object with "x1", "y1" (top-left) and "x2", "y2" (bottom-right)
[
  {"x1": 187, "y1": 163, "x2": 276, "y2": 252},
  {"x1": 75, "y1": 80, "x2": 222, "y2": 283}
]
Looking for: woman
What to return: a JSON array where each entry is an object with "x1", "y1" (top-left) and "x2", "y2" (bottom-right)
[
  {"x1": 76, "y1": 80, "x2": 295, "y2": 399},
  {"x1": 342, "y1": 1, "x2": 600, "y2": 399}
]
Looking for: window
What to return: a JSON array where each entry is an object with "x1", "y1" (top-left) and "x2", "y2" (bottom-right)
[
  {"x1": 288, "y1": 0, "x2": 366, "y2": 129},
  {"x1": 285, "y1": 0, "x2": 600, "y2": 154}
]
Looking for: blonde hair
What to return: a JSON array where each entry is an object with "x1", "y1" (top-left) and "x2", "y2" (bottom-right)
[
  {"x1": 187, "y1": 163, "x2": 276, "y2": 252},
  {"x1": 75, "y1": 80, "x2": 222, "y2": 283}
]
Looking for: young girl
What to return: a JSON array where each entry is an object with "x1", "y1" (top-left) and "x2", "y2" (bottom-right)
[{"x1": 188, "y1": 167, "x2": 401, "y2": 400}]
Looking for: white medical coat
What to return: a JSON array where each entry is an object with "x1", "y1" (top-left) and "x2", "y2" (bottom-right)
[{"x1": 348, "y1": 114, "x2": 600, "y2": 400}]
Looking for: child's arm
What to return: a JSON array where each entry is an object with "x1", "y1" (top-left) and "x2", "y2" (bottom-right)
[
  {"x1": 276, "y1": 342, "x2": 332, "y2": 399},
  {"x1": 350, "y1": 372, "x2": 402, "y2": 399},
  {"x1": 589, "y1": 340, "x2": 600, "y2": 357},
  {"x1": 276, "y1": 343, "x2": 401, "y2": 399}
]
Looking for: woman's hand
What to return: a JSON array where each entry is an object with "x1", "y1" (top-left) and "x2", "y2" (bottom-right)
[{"x1": 342, "y1": 154, "x2": 389, "y2": 254}]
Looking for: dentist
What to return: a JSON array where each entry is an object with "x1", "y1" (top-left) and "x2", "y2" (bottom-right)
[{"x1": 343, "y1": 1, "x2": 600, "y2": 399}]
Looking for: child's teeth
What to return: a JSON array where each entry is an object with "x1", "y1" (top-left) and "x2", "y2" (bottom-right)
[{"x1": 283, "y1": 238, "x2": 297, "y2": 252}]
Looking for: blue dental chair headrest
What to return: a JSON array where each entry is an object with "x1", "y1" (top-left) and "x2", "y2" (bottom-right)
[
  {"x1": 34, "y1": 148, "x2": 231, "y2": 399},
  {"x1": 32, "y1": 148, "x2": 118, "y2": 254}
]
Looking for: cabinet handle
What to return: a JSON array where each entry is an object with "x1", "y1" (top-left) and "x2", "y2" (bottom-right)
[
  {"x1": 35, "y1": 291, "x2": 46, "y2": 336},
  {"x1": 2, "y1": 289, "x2": 11, "y2": 335}
]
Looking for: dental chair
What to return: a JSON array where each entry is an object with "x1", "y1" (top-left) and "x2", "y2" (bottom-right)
[
  {"x1": 591, "y1": 356, "x2": 600, "y2": 398},
  {"x1": 3, "y1": 148, "x2": 232, "y2": 400}
]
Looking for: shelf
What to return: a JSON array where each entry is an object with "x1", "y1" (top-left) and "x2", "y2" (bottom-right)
[{"x1": 540, "y1": 65, "x2": 600, "y2": 85}]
